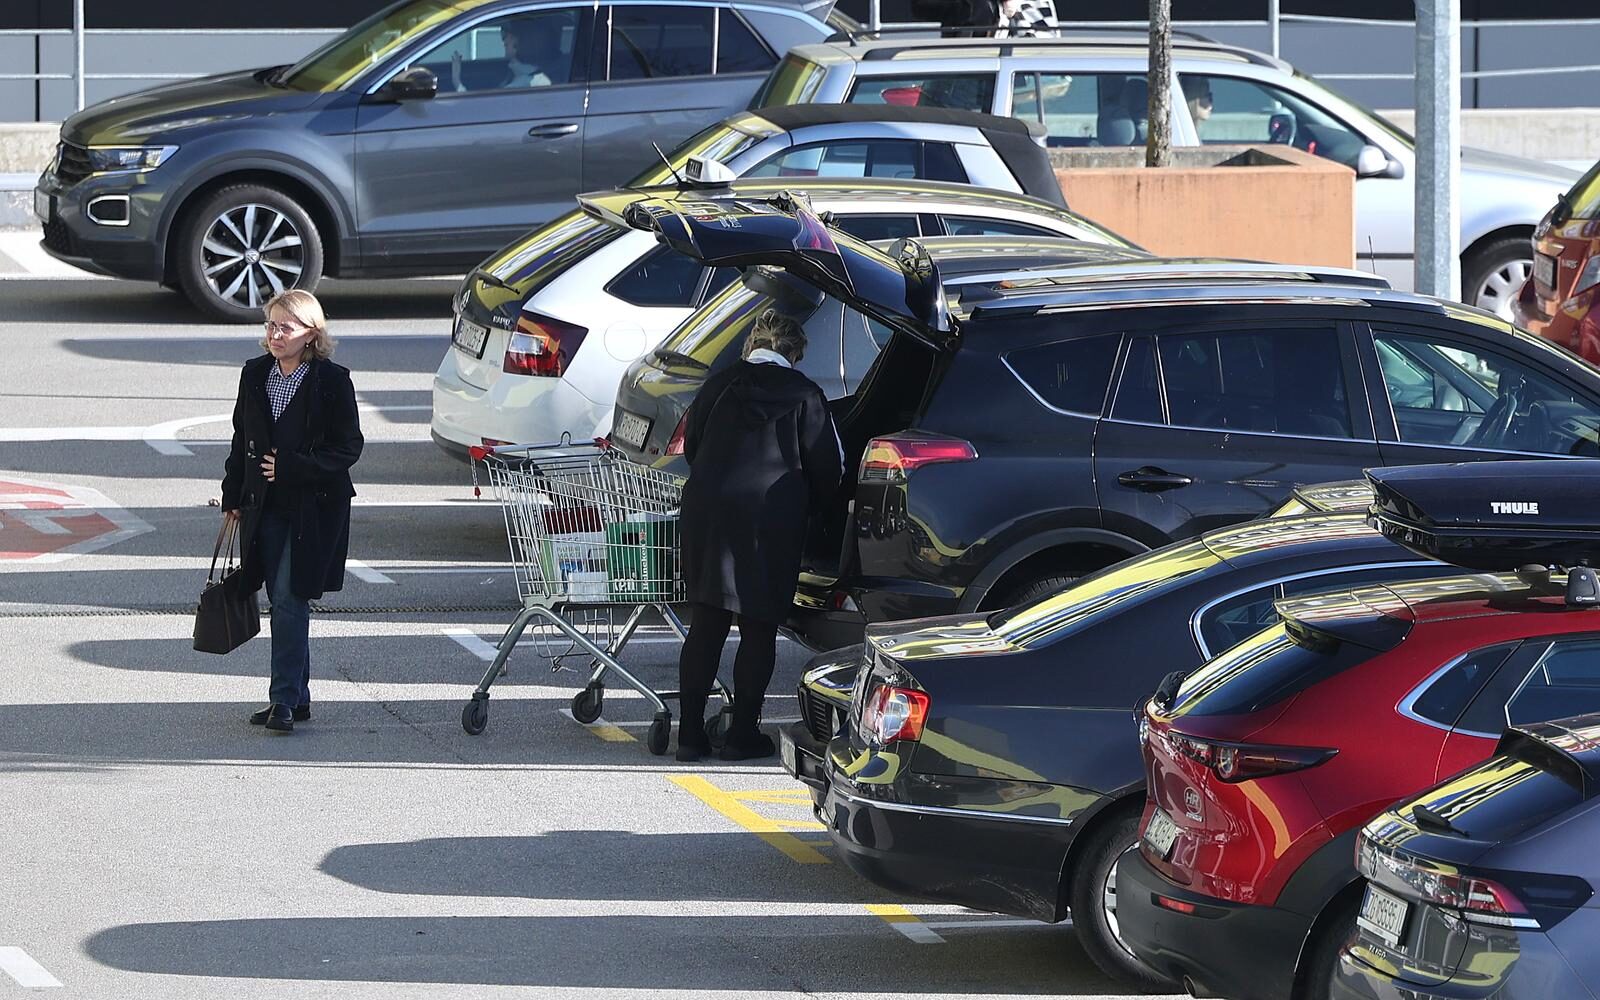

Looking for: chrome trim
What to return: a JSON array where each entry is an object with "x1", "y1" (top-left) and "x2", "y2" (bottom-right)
[
  {"x1": 832, "y1": 783, "x2": 1075, "y2": 827},
  {"x1": 1394, "y1": 652, "x2": 1485, "y2": 737},
  {"x1": 1033, "y1": 295, "x2": 1373, "y2": 315},
  {"x1": 1104, "y1": 414, "x2": 1373, "y2": 446},
  {"x1": 84, "y1": 193, "x2": 130, "y2": 227},
  {"x1": 1378, "y1": 440, "x2": 1590, "y2": 460},
  {"x1": 1190, "y1": 561, "x2": 1438, "y2": 659}
]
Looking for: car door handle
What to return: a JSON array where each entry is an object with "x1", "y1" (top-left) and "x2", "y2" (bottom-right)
[
  {"x1": 526, "y1": 122, "x2": 578, "y2": 139},
  {"x1": 1118, "y1": 466, "x2": 1194, "y2": 491}
]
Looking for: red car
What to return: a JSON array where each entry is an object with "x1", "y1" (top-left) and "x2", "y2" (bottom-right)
[
  {"x1": 1516, "y1": 157, "x2": 1600, "y2": 363},
  {"x1": 1116, "y1": 461, "x2": 1600, "y2": 1000}
]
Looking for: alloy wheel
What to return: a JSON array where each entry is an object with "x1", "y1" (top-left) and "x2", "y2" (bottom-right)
[
  {"x1": 1101, "y1": 848, "x2": 1139, "y2": 959},
  {"x1": 200, "y1": 203, "x2": 305, "y2": 310},
  {"x1": 1472, "y1": 256, "x2": 1531, "y2": 322}
]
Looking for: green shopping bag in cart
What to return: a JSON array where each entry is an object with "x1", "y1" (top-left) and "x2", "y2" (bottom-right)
[{"x1": 605, "y1": 516, "x2": 677, "y2": 602}]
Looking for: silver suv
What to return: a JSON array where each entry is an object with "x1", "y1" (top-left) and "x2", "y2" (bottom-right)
[{"x1": 751, "y1": 30, "x2": 1580, "y2": 320}]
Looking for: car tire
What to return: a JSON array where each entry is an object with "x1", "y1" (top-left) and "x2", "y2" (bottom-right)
[
  {"x1": 989, "y1": 573, "x2": 1076, "y2": 611},
  {"x1": 1069, "y1": 812, "x2": 1180, "y2": 993},
  {"x1": 175, "y1": 183, "x2": 324, "y2": 323},
  {"x1": 1295, "y1": 897, "x2": 1358, "y2": 1000},
  {"x1": 1463, "y1": 235, "x2": 1532, "y2": 323}
]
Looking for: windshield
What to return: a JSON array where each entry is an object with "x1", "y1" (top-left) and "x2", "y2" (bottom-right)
[
  {"x1": 750, "y1": 53, "x2": 827, "y2": 108},
  {"x1": 1291, "y1": 68, "x2": 1413, "y2": 148},
  {"x1": 1566, "y1": 159, "x2": 1600, "y2": 219},
  {"x1": 986, "y1": 539, "x2": 1219, "y2": 648},
  {"x1": 281, "y1": 0, "x2": 477, "y2": 91},
  {"x1": 624, "y1": 122, "x2": 769, "y2": 188}
]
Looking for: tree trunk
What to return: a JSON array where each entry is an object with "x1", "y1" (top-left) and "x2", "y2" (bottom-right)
[{"x1": 1146, "y1": 0, "x2": 1172, "y2": 167}]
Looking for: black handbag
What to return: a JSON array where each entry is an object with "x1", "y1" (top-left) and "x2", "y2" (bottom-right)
[{"x1": 193, "y1": 517, "x2": 261, "y2": 654}]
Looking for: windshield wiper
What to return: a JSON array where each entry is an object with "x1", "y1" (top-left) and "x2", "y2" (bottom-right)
[
  {"x1": 263, "y1": 65, "x2": 290, "y2": 88},
  {"x1": 651, "y1": 349, "x2": 709, "y2": 371}
]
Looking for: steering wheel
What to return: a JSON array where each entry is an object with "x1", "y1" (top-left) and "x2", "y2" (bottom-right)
[
  {"x1": 1465, "y1": 378, "x2": 1525, "y2": 450},
  {"x1": 1268, "y1": 112, "x2": 1297, "y2": 146}
]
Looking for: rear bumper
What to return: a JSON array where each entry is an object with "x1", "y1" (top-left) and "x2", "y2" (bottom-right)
[
  {"x1": 1333, "y1": 931, "x2": 1591, "y2": 1000},
  {"x1": 431, "y1": 356, "x2": 607, "y2": 458},
  {"x1": 1116, "y1": 849, "x2": 1306, "y2": 1000}
]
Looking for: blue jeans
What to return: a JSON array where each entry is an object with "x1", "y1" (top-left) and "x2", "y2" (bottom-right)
[{"x1": 258, "y1": 509, "x2": 310, "y2": 709}]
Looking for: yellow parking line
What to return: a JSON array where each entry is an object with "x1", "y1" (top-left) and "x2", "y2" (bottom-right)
[
  {"x1": 865, "y1": 904, "x2": 944, "y2": 943},
  {"x1": 734, "y1": 790, "x2": 818, "y2": 805},
  {"x1": 669, "y1": 775, "x2": 831, "y2": 864},
  {"x1": 558, "y1": 709, "x2": 635, "y2": 742}
]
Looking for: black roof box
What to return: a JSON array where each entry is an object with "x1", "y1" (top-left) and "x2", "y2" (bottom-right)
[{"x1": 1366, "y1": 461, "x2": 1600, "y2": 571}]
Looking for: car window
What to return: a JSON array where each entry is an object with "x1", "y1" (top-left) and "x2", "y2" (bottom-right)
[
  {"x1": 847, "y1": 74, "x2": 996, "y2": 111},
  {"x1": 1182, "y1": 74, "x2": 1369, "y2": 169},
  {"x1": 282, "y1": 0, "x2": 459, "y2": 91},
  {"x1": 1566, "y1": 159, "x2": 1600, "y2": 219},
  {"x1": 747, "y1": 141, "x2": 926, "y2": 181},
  {"x1": 1507, "y1": 640, "x2": 1600, "y2": 727},
  {"x1": 922, "y1": 142, "x2": 969, "y2": 183},
  {"x1": 606, "y1": 246, "x2": 706, "y2": 308},
  {"x1": 1159, "y1": 327, "x2": 1354, "y2": 438},
  {"x1": 608, "y1": 5, "x2": 712, "y2": 81},
  {"x1": 942, "y1": 216, "x2": 1058, "y2": 238},
  {"x1": 843, "y1": 313, "x2": 891, "y2": 394},
  {"x1": 716, "y1": 9, "x2": 774, "y2": 75},
  {"x1": 410, "y1": 8, "x2": 583, "y2": 93},
  {"x1": 659, "y1": 281, "x2": 851, "y2": 398},
  {"x1": 1373, "y1": 331, "x2": 1600, "y2": 455},
  {"x1": 750, "y1": 52, "x2": 826, "y2": 106},
  {"x1": 1112, "y1": 336, "x2": 1163, "y2": 423},
  {"x1": 1407, "y1": 643, "x2": 1519, "y2": 728},
  {"x1": 832, "y1": 215, "x2": 922, "y2": 242},
  {"x1": 1009, "y1": 72, "x2": 1149, "y2": 147},
  {"x1": 1005, "y1": 334, "x2": 1120, "y2": 415}
]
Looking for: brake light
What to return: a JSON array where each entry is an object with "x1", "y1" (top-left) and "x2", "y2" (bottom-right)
[
  {"x1": 859, "y1": 433, "x2": 978, "y2": 483},
  {"x1": 665, "y1": 413, "x2": 689, "y2": 456},
  {"x1": 503, "y1": 313, "x2": 587, "y2": 377},
  {"x1": 859, "y1": 684, "x2": 930, "y2": 744},
  {"x1": 1168, "y1": 731, "x2": 1336, "y2": 783}
]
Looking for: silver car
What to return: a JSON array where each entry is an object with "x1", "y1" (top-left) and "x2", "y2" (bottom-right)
[{"x1": 751, "y1": 31, "x2": 1580, "y2": 319}]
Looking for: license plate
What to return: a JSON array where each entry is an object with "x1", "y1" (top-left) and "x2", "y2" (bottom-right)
[
  {"x1": 1534, "y1": 253, "x2": 1556, "y2": 291},
  {"x1": 613, "y1": 410, "x2": 651, "y2": 450},
  {"x1": 33, "y1": 189, "x2": 50, "y2": 223},
  {"x1": 1143, "y1": 808, "x2": 1180, "y2": 859},
  {"x1": 452, "y1": 317, "x2": 488, "y2": 358},
  {"x1": 1357, "y1": 883, "x2": 1410, "y2": 949},
  {"x1": 780, "y1": 729, "x2": 798, "y2": 776}
]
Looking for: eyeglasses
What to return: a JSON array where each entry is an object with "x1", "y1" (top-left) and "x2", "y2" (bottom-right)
[{"x1": 264, "y1": 321, "x2": 309, "y2": 337}]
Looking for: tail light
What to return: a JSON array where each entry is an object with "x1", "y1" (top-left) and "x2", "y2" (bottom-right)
[
  {"x1": 859, "y1": 684, "x2": 930, "y2": 745},
  {"x1": 1356, "y1": 832, "x2": 1592, "y2": 930},
  {"x1": 1168, "y1": 730, "x2": 1336, "y2": 783},
  {"x1": 859, "y1": 432, "x2": 977, "y2": 484},
  {"x1": 665, "y1": 413, "x2": 689, "y2": 456},
  {"x1": 503, "y1": 313, "x2": 587, "y2": 377}
]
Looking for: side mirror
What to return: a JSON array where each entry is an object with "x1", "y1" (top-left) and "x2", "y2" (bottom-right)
[
  {"x1": 371, "y1": 66, "x2": 438, "y2": 103},
  {"x1": 1356, "y1": 144, "x2": 1399, "y2": 179}
]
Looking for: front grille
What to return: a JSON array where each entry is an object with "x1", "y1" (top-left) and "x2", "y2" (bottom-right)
[
  {"x1": 799, "y1": 685, "x2": 838, "y2": 744},
  {"x1": 54, "y1": 142, "x2": 92, "y2": 186},
  {"x1": 41, "y1": 215, "x2": 74, "y2": 255}
]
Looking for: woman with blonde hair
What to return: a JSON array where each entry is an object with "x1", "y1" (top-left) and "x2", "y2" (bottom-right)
[{"x1": 221, "y1": 289, "x2": 364, "y2": 734}]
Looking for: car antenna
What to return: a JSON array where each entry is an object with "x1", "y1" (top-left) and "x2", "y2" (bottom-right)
[
  {"x1": 1366, "y1": 235, "x2": 1377, "y2": 275},
  {"x1": 651, "y1": 142, "x2": 685, "y2": 186}
]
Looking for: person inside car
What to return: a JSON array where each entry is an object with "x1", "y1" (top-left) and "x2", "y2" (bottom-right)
[
  {"x1": 452, "y1": 19, "x2": 554, "y2": 92},
  {"x1": 674, "y1": 310, "x2": 844, "y2": 762}
]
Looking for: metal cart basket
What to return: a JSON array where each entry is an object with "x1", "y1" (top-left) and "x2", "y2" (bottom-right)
[{"x1": 461, "y1": 441, "x2": 729, "y2": 754}]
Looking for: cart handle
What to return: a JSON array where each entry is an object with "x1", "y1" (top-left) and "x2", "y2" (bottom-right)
[{"x1": 468, "y1": 432, "x2": 610, "y2": 462}]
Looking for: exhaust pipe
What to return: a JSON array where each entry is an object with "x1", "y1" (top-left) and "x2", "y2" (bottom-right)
[{"x1": 1182, "y1": 976, "x2": 1217, "y2": 999}]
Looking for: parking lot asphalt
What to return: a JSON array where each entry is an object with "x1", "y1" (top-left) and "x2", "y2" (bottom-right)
[{"x1": 0, "y1": 276, "x2": 1169, "y2": 998}]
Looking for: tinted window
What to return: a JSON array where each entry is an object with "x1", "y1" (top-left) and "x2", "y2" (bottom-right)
[
  {"x1": 1174, "y1": 623, "x2": 1381, "y2": 718},
  {"x1": 750, "y1": 52, "x2": 826, "y2": 106},
  {"x1": 482, "y1": 210, "x2": 623, "y2": 288},
  {"x1": 942, "y1": 216, "x2": 1057, "y2": 238},
  {"x1": 716, "y1": 9, "x2": 773, "y2": 74},
  {"x1": 1159, "y1": 328, "x2": 1353, "y2": 437},
  {"x1": 1508, "y1": 640, "x2": 1600, "y2": 727},
  {"x1": 848, "y1": 74, "x2": 996, "y2": 111},
  {"x1": 1408, "y1": 644, "x2": 1517, "y2": 727},
  {"x1": 833, "y1": 215, "x2": 921, "y2": 242},
  {"x1": 657, "y1": 282, "x2": 850, "y2": 398},
  {"x1": 607, "y1": 247, "x2": 706, "y2": 308},
  {"x1": 843, "y1": 313, "x2": 889, "y2": 394},
  {"x1": 1373, "y1": 332, "x2": 1600, "y2": 456},
  {"x1": 1400, "y1": 752, "x2": 1584, "y2": 844},
  {"x1": 1007, "y1": 335, "x2": 1120, "y2": 414},
  {"x1": 1112, "y1": 337, "x2": 1163, "y2": 423},
  {"x1": 1197, "y1": 585, "x2": 1279, "y2": 658},
  {"x1": 1010, "y1": 72, "x2": 1150, "y2": 147},
  {"x1": 748, "y1": 141, "x2": 924, "y2": 181},
  {"x1": 609, "y1": 6, "x2": 712, "y2": 80},
  {"x1": 923, "y1": 141, "x2": 968, "y2": 183},
  {"x1": 411, "y1": 8, "x2": 583, "y2": 92},
  {"x1": 1182, "y1": 74, "x2": 1368, "y2": 169}
]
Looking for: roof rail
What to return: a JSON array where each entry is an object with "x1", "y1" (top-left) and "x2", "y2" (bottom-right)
[
  {"x1": 949, "y1": 259, "x2": 1391, "y2": 291},
  {"x1": 827, "y1": 23, "x2": 1221, "y2": 46}
]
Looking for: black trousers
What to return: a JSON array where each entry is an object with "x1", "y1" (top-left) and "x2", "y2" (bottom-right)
[{"x1": 677, "y1": 604, "x2": 778, "y2": 735}]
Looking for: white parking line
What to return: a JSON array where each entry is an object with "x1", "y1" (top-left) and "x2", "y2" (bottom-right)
[
  {"x1": 0, "y1": 947, "x2": 62, "y2": 987},
  {"x1": 0, "y1": 404, "x2": 432, "y2": 456},
  {"x1": 442, "y1": 627, "x2": 501, "y2": 662},
  {"x1": 345, "y1": 559, "x2": 395, "y2": 585},
  {"x1": 442, "y1": 626, "x2": 691, "y2": 662}
]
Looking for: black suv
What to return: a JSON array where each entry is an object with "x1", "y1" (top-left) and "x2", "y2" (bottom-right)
[{"x1": 613, "y1": 194, "x2": 1600, "y2": 649}]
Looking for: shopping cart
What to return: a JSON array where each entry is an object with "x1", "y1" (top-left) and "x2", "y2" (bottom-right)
[{"x1": 461, "y1": 440, "x2": 730, "y2": 755}]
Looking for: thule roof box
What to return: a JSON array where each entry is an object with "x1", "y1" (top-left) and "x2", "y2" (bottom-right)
[{"x1": 1366, "y1": 461, "x2": 1600, "y2": 573}]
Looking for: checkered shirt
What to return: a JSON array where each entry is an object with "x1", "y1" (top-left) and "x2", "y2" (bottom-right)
[{"x1": 266, "y1": 360, "x2": 309, "y2": 421}]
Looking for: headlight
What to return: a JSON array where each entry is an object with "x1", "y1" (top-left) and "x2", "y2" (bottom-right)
[
  {"x1": 85, "y1": 145, "x2": 178, "y2": 172},
  {"x1": 1574, "y1": 257, "x2": 1600, "y2": 297}
]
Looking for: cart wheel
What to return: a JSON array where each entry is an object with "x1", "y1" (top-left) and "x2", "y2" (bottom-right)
[
  {"x1": 705, "y1": 706, "x2": 733, "y2": 749},
  {"x1": 571, "y1": 684, "x2": 604, "y2": 724},
  {"x1": 461, "y1": 696, "x2": 489, "y2": 736},
  {"x1": 647, "y1": 711, "x2": 672, "y2": 756}
]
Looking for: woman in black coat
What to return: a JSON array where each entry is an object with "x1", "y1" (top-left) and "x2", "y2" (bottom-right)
[
  {"x1": 675, "y1": 309, "x2": 844, "y2": 761},
  {"x1": 221, "y1": 289, "x2": 364, "y2": 734}
]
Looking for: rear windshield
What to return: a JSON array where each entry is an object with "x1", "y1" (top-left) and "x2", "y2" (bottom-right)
[
  {"x1": 481, "y1": 210, "x2": 623, "y2": 289},
  {"x1": 624, "y1": 122, "x2": 767, "y2": 187},
  {"x1": 987, "y1": 539, "x2": 1219, "y2": 648},
  {"x1": 1402, "y1": 750, "x2": 1584, "y2": 842},
  {"x1": 1566, "y1": 160, "x2": 1600, "y2": 220},
  {"x1": 750, "y1": 53, "x2": 827, "y2": 108},
  {"x1": 1173, "y1": 622, "x2": 1381, "y2": 718},
  {"x1": 657, "y1": 281, "x2": 774, "y2": 367}
]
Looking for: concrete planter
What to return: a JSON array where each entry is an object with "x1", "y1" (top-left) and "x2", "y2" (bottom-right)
[{"x1": 1051, "y1": 145, "x2": 1355, "y2": 268}]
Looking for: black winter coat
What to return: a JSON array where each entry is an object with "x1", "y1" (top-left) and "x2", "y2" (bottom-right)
[
  {"x1": 679, "y1": 360, "x2": 844, "y2": 623},
  {"x1": 221, "y1": 355, "x2": 364, "y2": 601}
]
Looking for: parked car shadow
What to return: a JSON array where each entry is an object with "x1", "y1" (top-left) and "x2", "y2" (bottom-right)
[
  {"x1": 0, "y1": 278, "x2": 456, "y2": 325},
  {"x1": 60, "y1": 331, "x2": 449, "y2": 373}
]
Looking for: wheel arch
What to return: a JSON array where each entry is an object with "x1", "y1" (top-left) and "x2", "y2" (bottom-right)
[
  {"x1": 1461, "y1": 223, "x2": 1535, "y2": 268},
  {"x1": 1277, "y1": 825, "x2": 1365, "y2": 996},
  {"x1": 957, "y1": 528, "x2": 1149, "y2": 613},
  {"x1": 1053, "y1": 785, "x2": 1145, "y2": 922},
  {"x1": 159, "y1": 164, "x2": 351, "y2": 284}
]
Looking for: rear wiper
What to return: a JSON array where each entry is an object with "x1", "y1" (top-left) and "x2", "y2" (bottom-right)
[
  {"x1": 651, "y1": 349, "x2": 708, "y2": 371},
  {"x1": 1150, "y1": 669, "x2": 1186, "y2": 713},
  {"x1": 1411, "y1": 804, "x2": 1468, "y2": 838},
  {"x1": 263, "y1": 65, "x2": 289, "y2": 88}
]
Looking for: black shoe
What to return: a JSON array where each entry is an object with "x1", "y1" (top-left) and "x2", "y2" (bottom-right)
[
  {"x1": 263, "y1": 704, "x2": 295, "y2": 734},
  {"x1": 718, "y1": 730, "x2": 775, "y2": 761},
  {"x1": 250, "y1": 704, "x2": 310, "y2": 725},
  {"x1": 676, "y1": 727, "x2": 712, "y2": 762}
]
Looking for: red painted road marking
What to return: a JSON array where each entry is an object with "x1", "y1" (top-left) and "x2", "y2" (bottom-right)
[{"x1": 0, "y1": 477, "x2": 152, "y2": 563}]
